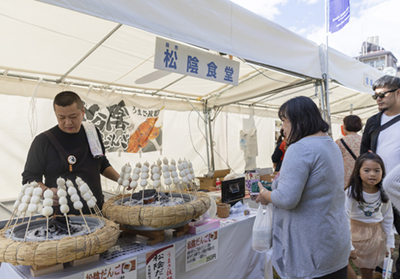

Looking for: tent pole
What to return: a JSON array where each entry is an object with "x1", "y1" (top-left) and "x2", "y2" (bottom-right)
[
  {"x1": 203, "y1": 103, "x2": 212, "y2": 176},
  {"x1": 56, "y1": 23, "x2": 122, "y2": 83},
  {"x1": 208, "y1": 110, "x2": 215, "y2": 173},
  {"x1": 324, "y1": 0, "x2": 332, "y2": 137},
  {"x1": 318, "y1": 81, "x2": 326, "y2": 121}
]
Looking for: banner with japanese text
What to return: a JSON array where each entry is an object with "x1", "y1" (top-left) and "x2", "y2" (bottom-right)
[
  {"x1": 329, "y1": 0, "x2": 350, "y2": 33},
  {"x1": 146, "y1": 244, "x2": 175, "y2": 279},
  {"x1": 154, "y1": 37, "x2": 240, "y2": 85},
  {"x1": 82, "y1": 95, "x2": 164, "y2": 154},
  {"x1": 84, "y1": 258, "x2": 137, "y2": 279},
  {"x1": 185, "y1": 230, "x2": 219, "y2": 272}
]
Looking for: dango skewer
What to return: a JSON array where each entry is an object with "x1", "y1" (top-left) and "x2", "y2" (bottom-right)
[
  {"x1": 23, "y1": 185, "x2": 42, "y2": 241},
  {"x1": 58, "y1": 186, "x2": 71, "y2": 237},
  {"x1": 42, "y1": 189, "x2": 54, "y2": 240}
]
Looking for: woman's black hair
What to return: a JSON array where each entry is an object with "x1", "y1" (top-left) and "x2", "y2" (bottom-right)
[
  {"x1": 278, "y1": 96, "x2": 329, "y2": 145},
  {"x1": 276, "y1": 129, "x2": 285, "y2": 144},
  {"x1": 345, "y1": 152, "x2": 388, "y2": 203},
  {"x1": 343, "y1": 115, "x2": 362, "y2": 132}
]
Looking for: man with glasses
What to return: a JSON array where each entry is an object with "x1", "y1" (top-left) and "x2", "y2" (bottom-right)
[{"x1": 361, "y1": 74, "x2": 400, "y2": 278}]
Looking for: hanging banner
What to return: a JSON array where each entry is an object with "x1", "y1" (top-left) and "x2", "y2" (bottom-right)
[
  {"x1": 84, "y1": 258, "x2": 137, "y2": 279},
  {"x1": 329, "y1": 0, "x2": 350, "y2": 33},
  {"x1": 154, "y1": 37, "x2": 239, "y2": 85},
  {"x1": 185, "y1": 230, "x2": 219, "y2": 272},
  {"x1": 146, "y1": 244, "x2": 176, "y2": 279},
  {"x1": 83, "y1": 95, "x2": 164, "y2": 154}
]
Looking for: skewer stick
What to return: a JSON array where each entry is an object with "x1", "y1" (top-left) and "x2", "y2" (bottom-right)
[
  {"x1": 64, "y1": 214, "x2": 71, "y2": 237},
  {"x1": 93, "y1": 205, "x2": 103, "y2": 217},
  {"x1": 5, "y1": 210, "x2": 17, "y2": 230},
  {"x1": 142, "y1": 188, "x2": 145, "y2": 206},
  {"x1": 121, "y1": 188, "x2": 126, "y2": 206},
  {"x1": 79, "y1": 209, "x2": 91, "y2": 233},
  {"x1": 21, "y1": 212, "x2": 26, "y2": 225},
  {"x1": 23, "y1": 215, "x2": 32, "y2": 242},
  {"x1": 10, "y1": 213, "x2": 22, "y2": 237},
  {"x1": 46, "y1": 216, "x2": 49, "y2": 241}
]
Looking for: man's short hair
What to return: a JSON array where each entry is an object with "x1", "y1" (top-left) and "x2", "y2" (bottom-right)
[
  {"x1": 53, "y1": 91, "x2": 83, "y2": 110},
  {"x1": 372, "y1": 75, "x2": 400, "y2": 91},
  {"x1": 343, "y1": 115, "x2": 362, "y2": 132}
]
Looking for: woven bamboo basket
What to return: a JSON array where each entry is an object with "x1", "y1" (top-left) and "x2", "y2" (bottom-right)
[
  {"x1": 0, "y1": 216, "x2": 119, "y2": 266},
  {"x1": 103, "y1": 192, "x2": 211, "y2": 230}
]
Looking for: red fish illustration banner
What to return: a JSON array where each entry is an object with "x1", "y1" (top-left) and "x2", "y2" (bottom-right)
[{"x1": 82, "y1": 95, "x2": 164, "y2": 154}]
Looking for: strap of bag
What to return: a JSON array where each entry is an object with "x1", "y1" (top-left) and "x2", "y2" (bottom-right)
[
  {"x1": 371, "y1": 113, "x2": 400, "y2": 152},
  {"x1": 44, "y1": 130, "x2": 69, "y2": 171},
  {"x1": 340, "y1": 138, "x2": 357, "y2": 160}
]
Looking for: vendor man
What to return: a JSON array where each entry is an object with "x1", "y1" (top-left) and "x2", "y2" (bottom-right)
[{"x1": 22, "y1": 91, "x2": 120, "y2": 215}]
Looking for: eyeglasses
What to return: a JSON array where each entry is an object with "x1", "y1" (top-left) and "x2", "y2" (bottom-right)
[{"x1": 372, "y1": 88, "x2": 398, "y2": 100}]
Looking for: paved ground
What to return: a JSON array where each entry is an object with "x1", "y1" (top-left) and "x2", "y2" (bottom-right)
[{"x1": 272, "y1": 234, "x2": 400, "y2": 279}]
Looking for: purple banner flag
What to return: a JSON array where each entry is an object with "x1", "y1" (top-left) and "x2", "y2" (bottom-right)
[{"x1": 329, "y1": 0, "x2": 350, "y2": 33}]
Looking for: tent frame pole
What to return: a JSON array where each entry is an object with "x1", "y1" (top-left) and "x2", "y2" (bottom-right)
[{"x1": 56, "y1": 23, "x2": 123, "y2": 83}]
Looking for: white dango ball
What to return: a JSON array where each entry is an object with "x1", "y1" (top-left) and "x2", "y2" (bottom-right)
[
  {"x1": 131, "y1": 174, "x2": 139, "y2": 181},
  {"x1": 152, "y1": 173, "x2": 160, "y2": 180},
  {"x1": 24, "y1": 187, "x2": 33, "y2": 196},
  {"x1": 18, "y1": 203, "x2": 28, "y2": 213},
  {"x1": 182, "y1": 177, "x2": 188, "y2": 183},
  {"x1": 129, "y1": 180, "x2": 137, "y2": 188},
  {"x1": 125, "y1": 165, "x2": 132, "y2": 173},
  {"x1": 60, "y1": 204, "x2": 70, "y2": 214},
  {"x1": 28, "y1": 204, "x2": 38, "y2": 213},
  {"x1": 30, "y1": 181, "x2": 38, "y2": 188},
  {"x1": 68, "y1": 187, "x2": 77, "y2": 196},
  {"x1": 13, "y1": 200, "x2": 21, "y2": 209},
  {"x1": 59, "y1": 196, "x2": 68, "y2": 205},
  {"x1": 123, "y1": 173, "x2": 131, "y2": 180},
  {"x1": 152, "y1": 167, "x2": 160, "y2": 174},
  {"x1": 57, "y1": 189, "x2": 67, "y2": 197},
  {"x1": 83, "y1": 192, "x2": 93, "y2": 201},
  {"x1": 171, "y1": 159, "x2": 176, "y2": 165},
  {"x1": 163, "y1": 171, "x2": 171, "y2": 179},
  {"x1": 157, "y1": 158, "x2": 162, "y2": 166},
  {"x1": 189, "y1": 161, "x2": 193, "y2": 168},
  {"x1": 21, "y1": 195, "x2": 31, "y2": 204},
  {"x1": 140, "y1": 179, "x2": 148, "y2": 187},
  {"x1": 178, "y1": 164, "x2": 184, "y2": 171},
  {"x1": 79, "y1": 184, "x2": 90, "y2": 194},
  {"x1": 133, "y1": 167, "x2": 140, "y2": 174},
  {"x1": 163, "y1": 157, "x2": 169, "y2": 165},
  {"x1": 169, "y1": 165, "x2": 176, "y2": 172},
  {"x1": 171, "y1": 171, "x2": 178, "y2": 178},
  {"x1": 144, "y1": 161, "x2": 150, "y2": 167},
  {"x1": 119, "y1": 172, "x2": 124, "y2": 178},
  {"x1": 33, "y1": 187, "x2": 43, "y2": 197},
  {"x1": 17, "y1": 192, "x2": 24, "y2": 201},
  {"x1": 122, "y1": 179, "x2": 130, "y2": 187},
  {"x1": 117, "y1": 177, "x2": 123, "y2": 185},
  {"x1": 30, "y1": 196, "x2": 41, "y2": 204},
  {"x1": 73, "y1": 201, "x2": 83, "y2": 210},
  {"x1": 179, "y1": 171, "x2": 186, "y2": 177},
  {"x1": 164, "y1": 178, "x2": 172, "y2": 185},
  {"x1": 162, "y1": 165, "x2": 169, "y2": 172},
  {"x1": 135, "y1": 162, "x2": 142, "y2": 168},
  {"x1": 42, "y1": 206, "x2": 53, "y2": 217},
  {"x1": 153, "y1": 180, "x2": 161, "y2": 188},
  {"x1": 173, "y1": 177, "x2": 180, "y2": 184},
  {"x1": 71, "y1": 194, "x2": 80, "y2": 203},
  {"x1": 66, "y1": 179, "x2": 74, "y2": 188},
  {"x1": 75, "y1": 177, "x2": 83, "y2": 186},
  {"x1": 141, "y1": 166, "x2": 149, "y2": 173},
  {"x1": 43, "y1": 198, "x2": 53, "y2": 207},
  {"x1": 141, "y1": 173, "x2": 149, "y2": 179},
  {"x1": 56, "y1": 177, "x2": 65, "y2": 187},
  {"x1": 92, "y1": 196, "x2": 97, "y2": 203},
  {"x1": 43, "y1": 189, "x2": 53, "y2": 199},
  {"x1": 121, "y1": 165, "x2": 126, "y2": 172},
  {"x1": 21, "y1": 184, "x2": 29, "y2": 192},
  {"x1": 87, "y1": 199, "x2": 96, "y2": 208}
]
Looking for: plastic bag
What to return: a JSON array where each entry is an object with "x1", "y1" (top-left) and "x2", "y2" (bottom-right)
[
  {"x1": 252, "y1": 203, "x2": 273, "y2": 253},
  {"x1": 382, "y1": 244, "x2": 393, "y2": 279}
]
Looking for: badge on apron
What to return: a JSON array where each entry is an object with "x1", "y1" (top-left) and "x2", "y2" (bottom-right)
[{"x1": 68, "y1": 155, "x2": 76, "y2": 172}]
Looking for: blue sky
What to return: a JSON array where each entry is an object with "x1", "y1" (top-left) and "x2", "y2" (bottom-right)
[{"x1": 231, "y1": 0, "x2": 400, "y2": 64}]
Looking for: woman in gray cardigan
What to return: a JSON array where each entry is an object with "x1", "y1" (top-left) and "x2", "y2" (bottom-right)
[{"x1": 257, "y1": 96, "x2": 351, "y2": 279}]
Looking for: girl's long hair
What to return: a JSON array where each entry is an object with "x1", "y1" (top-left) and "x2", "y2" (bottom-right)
[{"x1": 345, "y1": 152, "x2": 388, "y2": 203}]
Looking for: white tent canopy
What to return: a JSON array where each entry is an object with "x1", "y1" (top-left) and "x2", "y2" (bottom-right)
[{"x1": 0, "y1": 0, "x2": 384, "y2": 203}]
